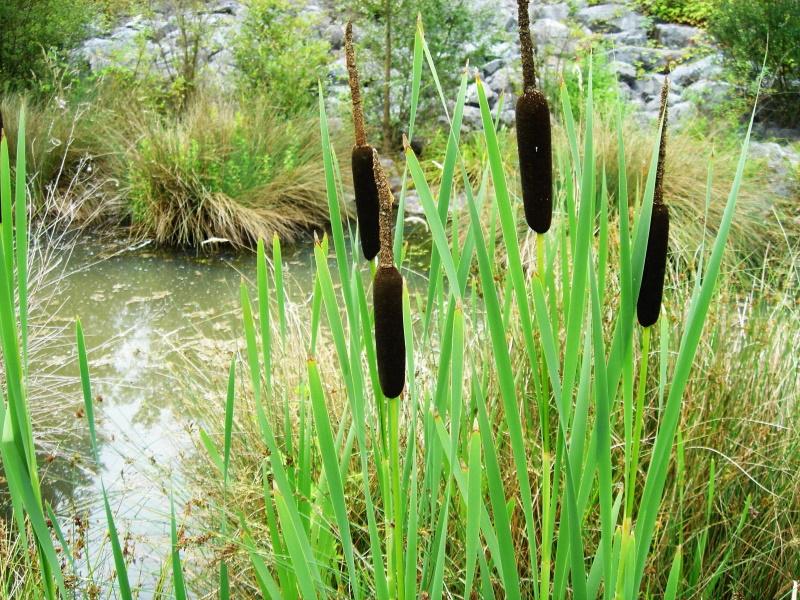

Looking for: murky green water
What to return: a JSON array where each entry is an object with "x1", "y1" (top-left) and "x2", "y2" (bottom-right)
[{"x1": 20, "y1": 229, "x2": 431, "y2": 594}]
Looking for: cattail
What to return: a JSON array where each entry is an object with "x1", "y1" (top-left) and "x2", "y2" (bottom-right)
[
  {"x1": 372, "y1": 148, "x2": 405, "y2": 398},
  {"x1": 346, "y1": 22, "x2": 380, "y2": 261},
  {"x1": 638, "y1": 77, "x2": 671, "y2": 328},
  {"x1": 516, "y1": 0, "x2": 553, "y2": 234},
  {"x1": 637, "y1": 203, "x2": 670, "y2": 327}
]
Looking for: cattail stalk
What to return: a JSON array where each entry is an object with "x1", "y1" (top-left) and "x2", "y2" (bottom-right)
[
  {"x1": 346, "y1": 23, "x2": 381, "y2": 260},
  {"x1": 372, "y1": 149, "x2": 405, "y2": 599},
  {"x1": 345, "y1": 22, "x2": 367, "y2": 148},
  {"x1": 516, "y1": 0, "x2": 553, "y2": 234},
  {"x1": 654, "y1": 77, "x2": 669, "y2": 208}
]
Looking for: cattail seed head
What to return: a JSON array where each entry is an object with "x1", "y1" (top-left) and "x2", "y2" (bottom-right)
[
  {"x1": 346, "y1": 22, "x2": 380, "y2": 261},
  {"x1": 516, "y1": 89, "x2": 553, "y2": 233},
  {"x1": 637, "y1": 203, "x2": 670, "y2": 328},
  {"x1": 516, "y1": 0, "x2": 552, "y2": 234},
  {"x1": 373, "y1": 264, "x2": 405, "y2": 399},
  {"x1": 352, "y1": 146, "x2": 380, "y2": 260}
]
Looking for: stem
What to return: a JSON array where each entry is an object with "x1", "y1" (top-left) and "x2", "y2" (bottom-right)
[
  {"x1": 388, "y1": 396, "x2": 404, "y2": 600},
  {"x1": 626, "y1": 326, "x2": 651, "y2": 520},
  {"x1": 540, "y1": 449, "x2": 552, "y2": 600},
  {"x1": 382, "y1": 0, "x2": 392, "y2": 152}
]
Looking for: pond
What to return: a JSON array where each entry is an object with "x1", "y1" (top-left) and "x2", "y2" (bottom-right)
[{"x1": 21, "y1": 227, "x2": 431, "y2": 594}]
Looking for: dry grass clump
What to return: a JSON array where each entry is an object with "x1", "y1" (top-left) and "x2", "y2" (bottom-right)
[{"x1": 124, "y1": 92, "x2": 347, "y2": 248}]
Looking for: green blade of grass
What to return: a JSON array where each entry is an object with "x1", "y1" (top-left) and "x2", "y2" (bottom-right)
[
  {"x1": 307, "y1": 357, "x2": 361, "y2": 599},
  {"x1": 170, "y1": 493, "x2": 187, "y2": 600}
]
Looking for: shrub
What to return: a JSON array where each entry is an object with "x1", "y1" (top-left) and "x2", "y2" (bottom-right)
[
  {"x1": 709, "y1": 0, "x2": 800, "y2": 126},
  {"x1": 234, "y1": 0, "x2": 330, "y2": 114},
  {"x1": 634, "y1": 0, "x2": 714, "y2": 25},
  {"x1": 125, "y1": 92, "x2": 346, "y2": 247},
  {"x1": 0, "y1": 0, "x2": 91, "y2": 89}
]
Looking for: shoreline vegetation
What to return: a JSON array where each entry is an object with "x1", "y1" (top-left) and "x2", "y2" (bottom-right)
[{"x1": 1, "y1": 2, "x2": 799, "y2": 599}]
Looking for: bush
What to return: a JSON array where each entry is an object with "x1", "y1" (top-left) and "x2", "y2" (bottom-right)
[
  {"x1": 0, "y1": 0, "x2": 91, "y2": 89},
  {"x1": 634, "y1": 0, "x2": 714, "y2": 25},
  {"x1": 710, "y1": 0, "x2": 800, "y2": 126},
  {"x1": 234, "y1": 0, "x2": 330, "y2": 114},
  {"x1": 125, "y1": 92, "x2": 346, "y2": 247}
]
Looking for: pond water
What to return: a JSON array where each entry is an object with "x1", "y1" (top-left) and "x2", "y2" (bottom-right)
[{"x1": 20, "y1": 228, "x2": 430, "y2": 595}]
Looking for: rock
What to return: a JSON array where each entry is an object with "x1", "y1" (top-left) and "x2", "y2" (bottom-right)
[
  {"x1": 485, "y1": 65, "x2": 520, "y2": 96},
  {"x1": 634, "y1": 73, "x2": 667, "y2": 101},
  {"x1": 670, "y1": 54, "x2": 722, "y2": 87},
  {"x1": 610, "y1": 60, "x2": 637, "y2": 85},
  {"x1": 612, "y1": 46, "x2": 683, "y2": 72},
  {"x1": 531, "y1": 18, "x2": 572, "y2": 49},
  {"x1": 466, "y1": 81, "x2": 497, "y2": 107},
  {"x1": 608, "y1": 28, "x2": 648, "y2": 46},
  {"x1": 534, "y1": 2, "x2": 570, "y2": 21},
  {"x1": 462, "y1": 105, "x2": 484, "y2": 130},
  {"x1": 499, "y1": 108, "x2": 515, "y2": 127},
  {"x1": 482, "y1": 58, "x2": 505, "y2": 76},
  {"x1": 644, "y1": 91, "x2": 681, "y2": 112},
  {"x1": 669, "y1": 101, "x2": 696, "y2": 124},
  {"x1": 683, "y1": 79, "x2": 732, "y2": 107},
  {"x1": 749, "y1": 142, "x2": 800, "y2": 199},
  {"x1": 576, "y1": 4, "x2": 648, "y2": 35},
  {"x1": 403, "y1": 191, "x2": 424, "y2": 216},
  {"x1": 654, "y1": 23, "x2": 702, "y2": 49}
]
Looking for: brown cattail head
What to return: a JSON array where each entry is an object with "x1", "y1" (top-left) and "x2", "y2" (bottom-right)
[
  {"x1": 373, "y1": 264, "x2": 405, "y2": 398},
  {"x1": 637, "y1": 203, "x2": 670, "y2": 328},
  {"x1": 352, "y1": 146, "x2": 380, "y2": 260},
  {"x1": 516, "y1": 88, "x2": 553, "y2": 233},
  {"x1": 371, "y1": 148, "x2": 404, "y2": 398},
  {"x1": 517, "y1": 0, "x2": 537, "y2": 92}
]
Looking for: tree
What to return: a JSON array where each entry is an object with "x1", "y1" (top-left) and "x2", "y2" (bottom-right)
[{"x1": 347, "y1": 0, "x2": 502, "y2": 149}]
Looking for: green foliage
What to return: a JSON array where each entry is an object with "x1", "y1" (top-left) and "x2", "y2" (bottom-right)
[
  {"x1": 347, "y1": 0, "x2": 503, "y2": 144},
  {"x1": 709, "y1": 0, "x2": 800, "y2": 126},
  {"x1": 560, "y1": 48, "x2": 620, "y2": 118},
  {"x1": 634, "y1": 0, "x2": 714, "y2": 24},
  {"x1": 234, "y1": 0, "x2": 330, "y2": 114},
  {"x1": 0, "y1": 0, "x2": 91, "y2": 89}
]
